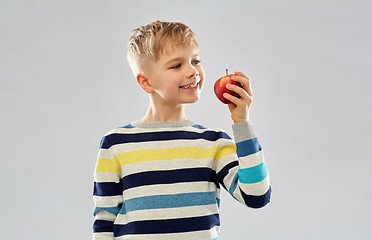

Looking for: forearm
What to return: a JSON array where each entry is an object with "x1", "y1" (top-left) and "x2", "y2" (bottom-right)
[
  {"x1": 232, "y1": 121, "x2": 271, "y2": 208},
  {"x1": 93, "y1": 142, "x2": 122, "y2": 239},
  {"x1": 217, "y1": 121, "x2": 271, "y2": 208}
]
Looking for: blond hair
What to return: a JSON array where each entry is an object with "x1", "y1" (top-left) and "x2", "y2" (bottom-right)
[{"x1": 126, "y1": 20, "x2": 199, "y2": 75}]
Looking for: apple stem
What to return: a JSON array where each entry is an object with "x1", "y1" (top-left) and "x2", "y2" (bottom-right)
[{"x1": 226, "y1": 69, "x2": 228, "y2": 76}]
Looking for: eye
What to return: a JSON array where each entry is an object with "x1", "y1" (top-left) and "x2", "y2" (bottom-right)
[
  {"x1": 192, "y1": 60, "x2": 201, "y2": 65},
  {"x1": 170, "y1": 64, "x2": 181, "y2": 69}
]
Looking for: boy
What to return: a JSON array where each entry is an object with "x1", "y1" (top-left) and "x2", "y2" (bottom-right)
[{"x1": 93, "y1": 20, "x2": 271, "y2": 240}]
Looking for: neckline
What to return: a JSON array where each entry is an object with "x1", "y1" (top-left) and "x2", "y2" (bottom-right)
[{"x1": 131, "y1": 119, "x2": 195, "y2": 128}]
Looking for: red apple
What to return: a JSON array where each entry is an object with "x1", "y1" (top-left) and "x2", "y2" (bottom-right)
[{"x1": 214, "y1": 74, "x2": 242, "y2": 104}]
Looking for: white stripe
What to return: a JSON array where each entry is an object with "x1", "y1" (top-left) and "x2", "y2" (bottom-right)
[
  {"x1": 238, "y1": 150, "x2": 265, "y2": 168},
  {"x1": 93, "y1": 232, "x2": 114, "y2": 240},
  {"x1": 215, "y1": 150, "x2": 264, "y2": 174},
  {"x1": 120, "y1": 157, "x2": 215, "y2": 177},
  {"x1": 115, "y1": 204, "x2": 219, "y2": 224},
  {"x1": 215, "y1": 153, "x2": 237, "y2": 173},
  {"x1": 94, "y1": 195, "x2": 123, "y2": 208},
  {"x1": 94, "y1": 210, "x2": 116, "y2": 221},
  {"x1": 238, "y1": 176, "x2": 270, "y2": 196},
  {"x1": 215, "y1": 187, "x2": 221, "y2": 200},
  {"x1": 109, "y1": 138, "x2": 223, "y2": 156},
  {"x1": 96, "y1": 148, "x2": 111, "y2": 159},
  {"x1": 94, "y1": 172, "x2": 120, "y2": 183},
  {"x1": 222, "y1": 165, "x2": 239, "y2": 191},
  {"x1": 231, "y1": 187, "x2": 245, "y2": 204}
]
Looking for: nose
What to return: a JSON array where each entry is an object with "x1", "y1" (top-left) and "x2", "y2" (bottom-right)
[{"x1": 187, "y1": 64, "x2": 198, "y2": 78}]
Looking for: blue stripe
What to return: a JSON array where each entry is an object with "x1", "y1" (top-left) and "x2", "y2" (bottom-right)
[
  {"x1": 236, "y1": 138, "x2": 261, "y2": 157},
  {"x1": 94, "y1": 182, "x2": 122, "y2": 197},
  {"x1": 120, "y1": 123, "x2": 135, "y2": 129},
  {"x1": 238, "y1": 162, "x2": 268, "y2": 184},
  {"x1": 192, "y1": 124, "x2": 207, "y2": 129},
  {"x1": 100, "y1": 130, "x2": 231, "y2": 149},
  {"x1": 217, "y1": 161, "x2": 238, "y2": 190},
  {"x1": 93, "y1": 205, "x2": 122, "y2": 216},
  {"x1": 240, "y1": 186, "x2": 271, "y2": 208},
  {"x1": 229, "y1": 173, "x2": 239, "y2": 196},
  {"x1": 93, "y1": 219, "x2": 114, "y2": 233},
  {"x1": 119, "y1": 192, "x2": 217, "y2": 214},
  {"x1": 211, "y1": 237, "x2": 219, "y2": 240},
  {"x1": 114, "y1": 214, "x2": 220, "y2": 236},
  {"x1": 122, "y1": 167, "x2": 218, "y2": 191}
]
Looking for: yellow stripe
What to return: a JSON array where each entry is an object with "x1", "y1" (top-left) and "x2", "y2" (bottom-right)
[
  {"x1": 96, "y1": 145, "x2": 237, "y2": 173},
  {"x1": 95, "y1": 158, "x2": 121, "y2": 173},
  {"x1": 215, "y1": 145, "x2": 236, "y2": 161}
]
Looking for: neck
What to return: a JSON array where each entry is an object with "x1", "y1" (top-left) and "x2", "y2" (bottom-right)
[{"x1": 141, "y1": 99, "x2": 188, "y2": 122}]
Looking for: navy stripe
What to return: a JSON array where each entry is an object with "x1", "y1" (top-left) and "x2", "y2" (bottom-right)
[
  {"x1": 114, "y1": 214, "x2": 220, "y2": 236},
  {"x1": 122, "y1": 168, "x2": 218, "y2": 191},
  {"x1": 216, "y1": 161, "x2": 238, "y2": 190},
  {"x1": 94, "y1": 182, "x2": 122, "y2": 197},
  {"x1": 240, "y1": 186, "x2": 271, "y2": 208},
  {"x1": 100, "y1": 130, "x2": 231, "y2": 149},
  {"x1": 93, "y1": 219, "x2": 114, "y2": 233}
]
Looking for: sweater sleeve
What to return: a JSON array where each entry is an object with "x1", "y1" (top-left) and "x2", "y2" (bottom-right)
[
  {"x1": 215, "y1": 121, "x2": 271, "y2": 208},
  {"x1": 92, "y1": 136, "x2": 123, "y2": 240}
]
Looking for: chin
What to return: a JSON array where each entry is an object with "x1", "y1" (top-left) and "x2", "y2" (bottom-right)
[{"x1": 184, "y1": 96, "x2": 200, "y2": 104}]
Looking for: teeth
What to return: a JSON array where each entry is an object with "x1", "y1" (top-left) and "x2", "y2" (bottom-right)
[{"x1": 181, "y1": 83, "x2": 198, "y2": 89}]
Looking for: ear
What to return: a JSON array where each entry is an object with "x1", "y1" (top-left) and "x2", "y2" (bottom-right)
[{"x1": 137, "y1": 73, "x2": 154, "y2": 93}]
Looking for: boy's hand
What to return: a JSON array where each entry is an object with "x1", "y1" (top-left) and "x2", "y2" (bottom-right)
[{"x1": 223, "y1": 72, "x2": 253, "y2": 124}]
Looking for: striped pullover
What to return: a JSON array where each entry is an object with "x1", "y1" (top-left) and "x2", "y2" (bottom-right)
[{"x1": 93, "y1": 120, "x2": 271, "y2": 240}]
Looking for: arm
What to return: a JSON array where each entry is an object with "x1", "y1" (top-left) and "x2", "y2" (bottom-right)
[
  {"x1": 216, "y1": 121, "x2": 271, "y2": 208},
  {"x1": 217, "y1": 71, "x2": 271, "y2": 208},
  {"x1": 93, "y1": 136, "x2": 123, "y2": 240}
]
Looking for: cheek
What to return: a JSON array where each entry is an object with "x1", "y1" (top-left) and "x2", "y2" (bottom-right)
[
  {"x1": 198, "y1": 67, "x2": 205, "y2": 86},
  {"x1": 164, "y1": 74, "x2": 182, "y2": 91},
  {"x1": 198, "y1": 66, "x2": 205, "y2": 78},
  {"x1": 168, "y1": 73, "x2": 183, "y2": 84}
]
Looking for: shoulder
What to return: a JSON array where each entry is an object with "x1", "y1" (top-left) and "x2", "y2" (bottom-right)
[
  {"x1": 98, "y1": 122, "x2": 142, "y2": 149},
  {"x1": 188, "y1": 123, "x2": 232, "y2": 141}
]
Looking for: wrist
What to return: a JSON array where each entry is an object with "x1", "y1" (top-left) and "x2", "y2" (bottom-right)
[
  {"x1": 232, "y1": 118, "x2": 248, "y2": 124},
  {"x1": 232, "y1": 120, "x2": 256, "y2": 142}
]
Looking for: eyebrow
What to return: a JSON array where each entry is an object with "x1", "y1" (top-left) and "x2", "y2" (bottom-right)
[{"x1": 165, "y1": 54, "x2": 199, "y2": 65}]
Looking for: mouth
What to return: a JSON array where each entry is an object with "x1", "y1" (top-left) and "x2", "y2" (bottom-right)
[{"x1": 179, "y1": 80, "x2": 201, "y2": 89}]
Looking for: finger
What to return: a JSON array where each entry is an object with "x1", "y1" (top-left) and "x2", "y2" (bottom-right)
[
  {"x1": 225, "y1": 85, "x2": 253, "y2": 108},
  {"x1": 231, "y1": 74, "x2": 253, "y2": 97},
  {"x1": 223, "y1": 92, "x2": 241, "y2": 106},
  {"x1": 246, "y1": 79, "x2": 253, "y2": 98},
  {"x1": 235, "y1": 71, "x2": 249, "y2": 79},
  {"x1": 224, "y1": 92, "x2": 253, "y2": 108},
  {"x1": 226, "y1": 83, "x2": 249, "y2": 99}
]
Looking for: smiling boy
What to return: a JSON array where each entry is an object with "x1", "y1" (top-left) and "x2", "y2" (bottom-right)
[
  {"x1": 136, "y1": 43, "x2": 204, "y2": 120},
  {"x1": 93, "y1": 20, "x2": 271, "y2": 240}
]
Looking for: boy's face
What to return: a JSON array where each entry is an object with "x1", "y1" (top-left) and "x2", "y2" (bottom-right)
[{"x1": 146, "y1": 43, "x2": 205, "y2": 105}]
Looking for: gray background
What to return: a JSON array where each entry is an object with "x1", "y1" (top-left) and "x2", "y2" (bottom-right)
[{"x1": 1, "y1": 0, "x2": 371, "y2": 239}]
